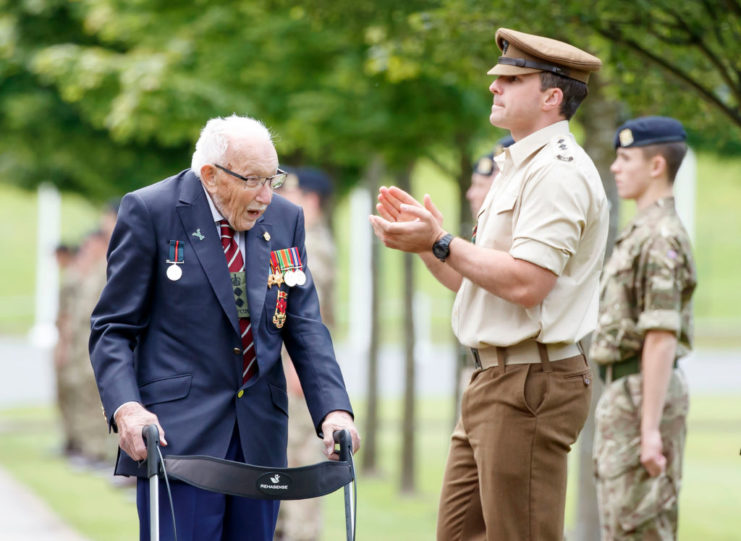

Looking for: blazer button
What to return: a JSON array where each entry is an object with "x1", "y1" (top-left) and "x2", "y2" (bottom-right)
[
  {"x1": 233, "y1": 347, "x2": 241, "y2": 355},
  {"x1": 237, "y1": 390, "x2": 244, "y2": 398}
]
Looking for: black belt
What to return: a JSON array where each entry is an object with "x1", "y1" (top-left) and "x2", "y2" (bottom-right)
[{"x1": 598, "y1": 357, "x2": 678, "y2": 383}]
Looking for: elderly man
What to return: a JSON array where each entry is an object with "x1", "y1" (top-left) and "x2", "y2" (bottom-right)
[
  {"x1": 370, "y1": 28, "x2": 608, "y2": 540},
  {"x1": 90, "y1": 115, "x2": 359, "y2": 541}
]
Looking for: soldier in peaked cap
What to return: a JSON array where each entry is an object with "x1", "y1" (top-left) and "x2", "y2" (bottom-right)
[
  {"x1": 370, "y1": 27, "x2": 608, "y2": 540},
  {"x1": 591, "y1": 116, "x2": 696, "y2": 540}
]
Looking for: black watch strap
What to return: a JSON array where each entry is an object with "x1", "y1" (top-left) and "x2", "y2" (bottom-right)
[{"x1": 432, "y1": 233, "x2": 454, "y2": 262}]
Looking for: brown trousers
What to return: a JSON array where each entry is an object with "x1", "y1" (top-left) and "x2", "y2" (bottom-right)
[{"x1": 437, "y1": 351, "x2": 592, "y2": 541}]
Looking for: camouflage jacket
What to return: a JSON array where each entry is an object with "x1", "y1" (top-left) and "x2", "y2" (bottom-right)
[{"x1": 590, "y1": 197, "x2": 696, "y2": 365}]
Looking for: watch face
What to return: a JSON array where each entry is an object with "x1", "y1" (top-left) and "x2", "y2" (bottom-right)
[{"x1": 433, "y1": 234, "x2": 452, "y2": 260}]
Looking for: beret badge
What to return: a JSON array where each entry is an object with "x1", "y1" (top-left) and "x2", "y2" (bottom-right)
[{"x1": 619, "y1": 128, "x2": 634, "y2": 147}]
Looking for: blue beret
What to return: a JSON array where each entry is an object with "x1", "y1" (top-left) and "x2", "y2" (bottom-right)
[
  {"x1": 614, "y1": 116, "x2": 686, "y2": 149},
  {"x1": 473, "y1": 136, "x2": 514, "y2": 175},
  {"x1": 281, "y1": 166, "x2": 333, "y2": 196},
  {"x1": 494, "y1": 135, "x2": 514, "y2": 154},
  {"x1": 473, "y1": 152, "x2": 496, "y2": 175}
]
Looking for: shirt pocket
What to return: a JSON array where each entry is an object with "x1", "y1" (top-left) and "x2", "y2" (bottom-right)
[{"x1": 480, "y1": 190, "x2": 517, "y2": 250}]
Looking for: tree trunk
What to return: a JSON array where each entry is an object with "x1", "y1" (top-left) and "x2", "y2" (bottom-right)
[
  {"x1": 362, "y1": 157, "x2": 385, "y2": 475},
  {"x1": 572, "y1": 74, "x2": 621, "y2": 541},
  {"x1": 398, "y1": 165, "x2": 417, "y2": 494}
]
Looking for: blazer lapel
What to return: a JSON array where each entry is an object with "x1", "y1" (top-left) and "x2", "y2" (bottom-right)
[
  {"x1": 245, "y1": 218, "x2": 271, "y2": 325},
  {"x1": 176, "y1": 172, "x2": 240, "y2": 335}
]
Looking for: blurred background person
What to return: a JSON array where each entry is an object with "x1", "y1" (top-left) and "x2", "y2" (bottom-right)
[
  {"x1": 66, "y1": 229, "x2": 118, "y2": 467},
  {"x1": 466, "y1": 135, "x2": 514, "y2": 218},
  {"x1": 54, "y1": 243, "x2": 80, "y2": 458},
  {"x1": 458, "y1": 135, "x2": 515, "y2": 401},
  {"x1": 274, "y1": 166, "x2": 335, "y2": 541},
  {"x1": 591, "y1": 117, "x2": 695, "y2": 540},
  {"x1": 55, "y1": 199, "x2": 120, "y2": 469}
]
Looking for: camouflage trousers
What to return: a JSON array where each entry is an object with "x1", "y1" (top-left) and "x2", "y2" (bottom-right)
[{"x1": 594, "y1": 369, "x2": 689, "y2": 540}]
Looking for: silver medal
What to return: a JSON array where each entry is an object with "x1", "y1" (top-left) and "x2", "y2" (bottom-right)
[
  {"x1": 167, "y1": 264, "x2": 182, "y2": 281},
  {"x1": 294, "y1": 269, "x2": 306, "y2": 286},
  {"x1": 284, "y1": 270, "x2": 297, "y2": 287}
]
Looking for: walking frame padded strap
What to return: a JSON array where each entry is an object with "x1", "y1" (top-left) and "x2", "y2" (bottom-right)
[{"x1": 162, "y1": 455, "x2": 353, "y2": 501}]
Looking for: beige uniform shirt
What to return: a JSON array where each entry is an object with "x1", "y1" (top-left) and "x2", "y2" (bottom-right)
[{"x1": 452, "y1": 121, "x2": 609, "y2": 347}]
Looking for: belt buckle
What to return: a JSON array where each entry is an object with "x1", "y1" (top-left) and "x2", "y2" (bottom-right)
[{"x1": 471, "y1": 348, "x2": 482, "y2": 370}]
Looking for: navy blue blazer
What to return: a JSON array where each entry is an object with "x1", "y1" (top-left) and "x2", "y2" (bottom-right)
[{"x1": 90, "y1": 169, "x2": 352, "y2": 477}]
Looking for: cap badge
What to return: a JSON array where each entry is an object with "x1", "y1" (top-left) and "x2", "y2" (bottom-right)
[
  {"x1": 477, "y1": 157, "x2": 494, "y2": 175},
  {"x1": 619, "y1": 128, "x2": 634, "y2": 147},
  {"x1": 501, "y1": 39, "x2": 509, "y2": 54}
]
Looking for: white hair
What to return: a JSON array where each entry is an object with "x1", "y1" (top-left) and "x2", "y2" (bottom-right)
[{"x1": 191, "y1": 114, "x2": 275, "y2": 178}]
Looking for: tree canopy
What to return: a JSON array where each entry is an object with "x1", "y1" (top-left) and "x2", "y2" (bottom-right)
[{"x1": 1, "y1": 0, "x2": 740, "y2": 199}]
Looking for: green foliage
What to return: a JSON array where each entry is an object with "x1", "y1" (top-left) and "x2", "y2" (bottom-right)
[{"x1": 3, "y1": 0, "x2": 741, "y2": 201}]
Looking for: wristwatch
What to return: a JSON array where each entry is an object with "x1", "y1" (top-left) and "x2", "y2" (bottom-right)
[{"x1": 432, "y1": 233, "x2": 454, "y2": 262}]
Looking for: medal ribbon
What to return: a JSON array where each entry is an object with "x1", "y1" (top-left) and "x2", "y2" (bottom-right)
[
  {"x1": 168, "y1": 240, "x2": 185, "y2": 263},
  {"x1": 271, "y1": 248, "x2": 302, "y2": 272},
  {"x1": 289, "y1": 247, "x2": 303, "y2": 270}
]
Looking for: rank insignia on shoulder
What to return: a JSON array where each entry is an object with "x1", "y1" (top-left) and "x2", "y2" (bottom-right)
[{"x1": 552, "y1": 137, "x2": 574, "y2": 162}]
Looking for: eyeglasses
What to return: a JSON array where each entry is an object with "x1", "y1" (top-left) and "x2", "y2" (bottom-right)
[{"x1": 214, "y1": 164, "x2": 287, "y2": 190}]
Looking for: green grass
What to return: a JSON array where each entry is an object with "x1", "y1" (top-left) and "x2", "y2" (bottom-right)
[
  {"x1": 0, "y1": 407, "x2": 138, "y2": 540},
  {"x1": 0, "y1": 183, "x2": 100, "y2": 334},
  {"x1": 2, "y1": 395, "x2": 738, "y2": 540}
]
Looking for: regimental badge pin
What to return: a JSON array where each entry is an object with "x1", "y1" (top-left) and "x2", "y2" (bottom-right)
[
  {"x1": 192, "y1": 229, "x2": 205, "y2": 241},
  {"x1": 263, "y1": 231, "x2": 271, "y2": 242}
]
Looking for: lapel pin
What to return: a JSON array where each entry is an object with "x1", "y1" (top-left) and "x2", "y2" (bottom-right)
[
  {"x1": 192, "y1": 229, "x2": 205, "y2": 241},
  {"x1": 263, "y1": 231, "x2": 271, "y2": 242}
]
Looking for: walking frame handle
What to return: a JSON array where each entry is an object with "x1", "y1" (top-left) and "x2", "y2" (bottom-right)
[
  {"x1": 333, "y1": 429, "x2": 352, "y2": 462},
  {"x1": 143, "y1": 424, "x2": 161, "y2": 478}
]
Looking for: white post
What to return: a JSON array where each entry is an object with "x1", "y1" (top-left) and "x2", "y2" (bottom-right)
[
  {"x1": 29, "y1": 183, "x2": 61, "y2": 348},
  {"x1": 348, "y1": 188, "x2": 373, "y2": 356},
  {"x1": 674, "y1": 147, "x2": 696, "y2": 242}
]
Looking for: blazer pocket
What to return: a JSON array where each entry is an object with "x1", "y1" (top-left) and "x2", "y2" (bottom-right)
[
  {"x1": 269, "y1": 383, "x2": 289, "y2": 417},
  {"x1": 139, "y1": 374, "x2": 193, "y2": 407}
]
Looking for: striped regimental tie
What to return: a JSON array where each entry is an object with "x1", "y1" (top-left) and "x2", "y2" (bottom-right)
[{"x1": 219, "y1": 220, "x2": 257, "y2": 383}]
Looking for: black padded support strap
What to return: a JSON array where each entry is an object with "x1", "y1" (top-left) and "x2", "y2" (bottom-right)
[{"x1": 162, "y1": 455, "x2": 353, "y2": 501}]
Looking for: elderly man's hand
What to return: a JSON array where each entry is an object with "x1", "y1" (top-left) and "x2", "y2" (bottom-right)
[
  {"x1": 321, "y1": 410, "x2": 360, "y2": 460},
  {"x1": 114, "y1": 402, "x2": 167, "y2": 461}
]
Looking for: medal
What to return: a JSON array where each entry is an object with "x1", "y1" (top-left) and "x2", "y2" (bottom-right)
[
  {"x1": 167, "y1": 264, "x2": 182, "y2": 281},
  {"x1": 270, "y1": 247, "x2": 305, "y2": 288},
  {"x1": 267, "y1": 272, "x2": 284, "y2": 289},
  {"x1": 273, "y1": 290, "x2": 288, "y2": 328},
  {"x1": 166, "y1": 240, "x2": 185, "y2": 281},
  {"x1": 284, "y1": 270, "x2": 297, "y2": 287}
]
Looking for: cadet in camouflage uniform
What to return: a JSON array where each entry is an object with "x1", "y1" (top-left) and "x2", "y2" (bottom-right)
[
  {"x1": 274, "y1": 167, "x2": 335, "y2": 541},
  {"x1": 591, "y1": 116, "x2": 697, "y2": 540}
]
